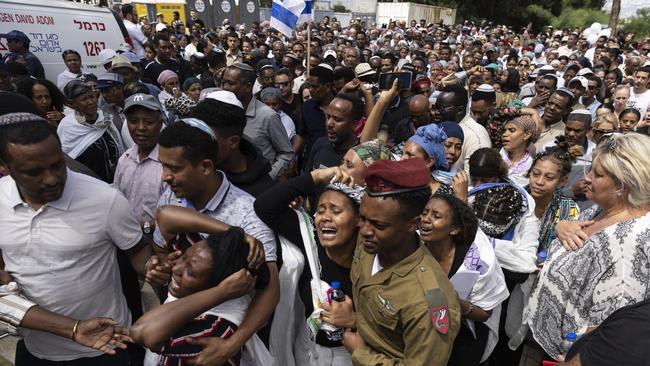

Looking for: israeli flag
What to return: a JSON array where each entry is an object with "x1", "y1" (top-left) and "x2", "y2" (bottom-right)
[
  {"x1": 298, "y1": 0, "x2": 313, "y2": 23},
  {"x1": 271, "y1": 0, "x2": 306, "y2": 37}
]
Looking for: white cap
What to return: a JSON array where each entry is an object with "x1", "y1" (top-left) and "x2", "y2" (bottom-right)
[
  {"x1": 155, "y1": 23, "x2": 167, "y2": 32},
  {"x1": 323, "y1": 49, "x2": 337, "y2": 60},
  {"x1": 568, "y1": 76, "x2": 588, "y2": 89},
  {"x1": 577, "y1": 68, "x2": 594, "y2": 76},
  {"x1": 98, "y1": 48, "x2": 116, "y2": 65},
  {"x1": 205, "y1": 90, "x2": 244, "y2": 109}
]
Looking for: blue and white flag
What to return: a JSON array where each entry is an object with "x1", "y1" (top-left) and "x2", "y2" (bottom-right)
[
  {"x1": 270, "y1": 0, "x2": 306, "y2": 37},
  {"x1": 298, "y1": 0, "x2": 313, "y2": 24}
]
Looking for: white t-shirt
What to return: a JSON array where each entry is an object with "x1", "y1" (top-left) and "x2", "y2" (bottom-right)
[
  {"x1": 124, "y1": 19, "x2": 147, "y2": 59},
  {"x1": 0, "y1": 170, "x2": 142, "y2": 361},
  {"x1": 627, "y1": 89, "x2": 650, "y2": 120}
]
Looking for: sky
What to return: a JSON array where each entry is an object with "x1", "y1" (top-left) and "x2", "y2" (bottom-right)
[{"x1": 602, "y1": 0, "x2": 647, "y2": 19}]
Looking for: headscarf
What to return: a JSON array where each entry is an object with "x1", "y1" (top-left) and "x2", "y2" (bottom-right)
[
  {"x1": 157, "y1": 70, "x2": 179, "y2": 86},
  {"x1": 63, "y1": 80, "x2": 93, "y2": 100},
  {"x1": 182, "y1": 77, "x2": 201, "y2": 91},
  {"x1": 260, "y1": 87, "x2": 282, "y2": 101},
  {"x1": 408, "y1": 124, "x2": 449, "y2": 170},
  {"x1": 471, "y1": 184, "x2": 527, "y2": 238},
  {"x1": 352, "y1": 139, "x2": 392, "y2": 166},
  {"x1": 440, "y1": 121, "x2": 464, "y2": 142},
  {"x1": 506, "y1": 115, "x2": 541, "y2": 146},
  {"x1": 324, "y1": 183, "x2": 364, "y2": 206}
]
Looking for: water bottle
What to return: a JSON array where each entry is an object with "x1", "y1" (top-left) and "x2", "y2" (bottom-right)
[
  {"x1": 561, "y1": 331, "x2": 577, "y2": 354},
  {"x1": 323, "y1": 281, "x2": 345, "y2": 342},
  {"x1": 536, "y1": 250, "x2": 548, "y2": 269}
]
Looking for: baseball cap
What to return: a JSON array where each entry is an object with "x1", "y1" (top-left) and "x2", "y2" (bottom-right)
[
  {"x1": 96, "y1": 73, "x2": 124, "y2": 89},
  {"x1": 124, "y1": 93, "x2": 163, "y2": 113},
  {"x1": 98, "y1": 48, "x2": 117, "y2": 66},
  {"x1": 323, "y1": 49, "x2": 337, "y2": 61},
  {"x1": 0, "y1": 30, "x2": 30, "y2": 45},
  {"x1": 568, "y1": 76, "x2": 588, "y2": 89}
]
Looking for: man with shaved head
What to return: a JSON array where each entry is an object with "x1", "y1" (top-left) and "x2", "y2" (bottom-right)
[{"x1": 392, "y1": 94, "x2": 432, "y2": 144}]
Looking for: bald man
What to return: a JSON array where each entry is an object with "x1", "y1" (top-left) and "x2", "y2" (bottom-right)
[{"x1": 392, "y1": 94, "x2": 432, "y2": 144}]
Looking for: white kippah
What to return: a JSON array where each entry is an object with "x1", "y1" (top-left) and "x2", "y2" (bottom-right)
[
  {"x1": 318, "y1": 63, "x2": 334, "y2": 72},
  {"x1": 205, "y1": 90, "x2": 244, "y2": 109},
  {"x1": 475, "y1": 84, "x2": 495, "y2": 93}
]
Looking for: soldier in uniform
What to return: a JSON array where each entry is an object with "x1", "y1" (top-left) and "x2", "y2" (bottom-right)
[{"x1": 342, "y1": 157, "x2": 461, "y2": 365}]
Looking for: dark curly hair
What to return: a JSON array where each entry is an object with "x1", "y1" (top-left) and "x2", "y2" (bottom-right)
[
  {"x1": 526, "y1": 135, "x2": 582, "y2": 179},
  {"x1": 390, "y1": 186, "x2": 432, "y2": 220},
  {"x1": 430, "y1": 193, "x2": 478, "y2": 248}
]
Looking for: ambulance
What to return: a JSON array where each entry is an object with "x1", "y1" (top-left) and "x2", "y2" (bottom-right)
[{"x1": 0, "y1": 0, "x2": 131, "y2": 82}]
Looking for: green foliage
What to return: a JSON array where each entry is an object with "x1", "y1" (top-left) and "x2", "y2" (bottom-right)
[
  {"x1": 331, "y1": 3, "x2": 350, "y2": 12},
  {"x1": 621, "y1": 8, "x2": 650, "y2": 38},
  {"x1": 552, "y1": 7, "x2": 609, "y2": 29},
  {"x1": 455, "y1": 0, "x2": 607, "y2": 30},
  {"x1": 522, "y1": 5, "x2": 554, "y2": 33}
]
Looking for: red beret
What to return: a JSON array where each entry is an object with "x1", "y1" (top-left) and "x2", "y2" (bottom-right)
[{"x1": 365, "y1": 158, "x2": 431, "y2": 197}]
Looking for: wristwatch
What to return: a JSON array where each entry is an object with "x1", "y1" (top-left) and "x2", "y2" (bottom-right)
[{"x1": 143, "y1": 221, "x2": 152, "y2": 235}]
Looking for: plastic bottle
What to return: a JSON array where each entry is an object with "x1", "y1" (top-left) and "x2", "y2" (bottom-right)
[
  {"x1": 323, "y1": 281, "x2": 345, "y2": 342},
  {"x1": 561, "y1": 331, "x2": 577, "y2": 354},
  {"x1": 536, "y1": 250, "x2": 548, "y2": 269}
]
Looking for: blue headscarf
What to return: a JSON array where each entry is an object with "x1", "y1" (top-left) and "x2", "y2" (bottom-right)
[{"x1": 408, "y1": 124, "x2": 448, "y2": 170}]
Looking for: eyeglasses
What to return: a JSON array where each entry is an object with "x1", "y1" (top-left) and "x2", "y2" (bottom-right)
[
  {"x1": 275, "y1": 82, "x2": 290, "y2": 87},
  {"x1": 518, "y1": 63, "x2": 529, "y2": 67}
]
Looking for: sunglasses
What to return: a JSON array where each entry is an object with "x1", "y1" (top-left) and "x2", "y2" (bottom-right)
[
  {"x1": 593, "y1": 128, "x2": 615, "y2": 134},
  {"x1": 518, "y1": 63, "x2": 529, "y2": 67}
]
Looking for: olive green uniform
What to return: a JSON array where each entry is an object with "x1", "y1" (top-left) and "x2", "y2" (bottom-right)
[{"x1": 350, "y1": 244, "x2": 461, "y2": 366}]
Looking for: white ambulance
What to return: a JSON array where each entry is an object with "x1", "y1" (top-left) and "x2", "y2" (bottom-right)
[{"x1": 0, "y1": 0, "x2": 132, "y2": 82}]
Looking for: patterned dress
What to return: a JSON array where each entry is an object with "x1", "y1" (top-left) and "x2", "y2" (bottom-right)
[{"x1": 523, "y1": 207, "x2": 650, "y2": 359}]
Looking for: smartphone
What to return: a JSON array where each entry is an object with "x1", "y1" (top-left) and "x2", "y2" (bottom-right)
[{"x1": 378, "y1": 72, "x2": 412, "y2": 90}]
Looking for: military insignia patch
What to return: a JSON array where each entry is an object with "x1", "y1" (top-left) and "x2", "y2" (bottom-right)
[{"x1": 429, "y1": 305, "x2": 449, "y2": 334}]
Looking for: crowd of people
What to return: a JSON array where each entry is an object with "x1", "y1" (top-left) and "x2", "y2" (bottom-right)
[{"x1": 1, "y1": 4, "x2": 650, "y2": 366}]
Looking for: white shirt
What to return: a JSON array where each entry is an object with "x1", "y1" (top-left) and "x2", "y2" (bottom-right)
[
  {"x1": 628, "y1": 89, "x2": 650, "y2": 120},
  {"x1": 124, "y1": 19, "x2": 147, "y2": 59},
  {"x1": 0, "y1": 170, "x2": 141, "y2": 361},
  {"x1": 453, "y1": 115, "x2": 492, "y2": 175},
  {"x1": 452, "y1": 230, "x2": 509, "y2": 362}
]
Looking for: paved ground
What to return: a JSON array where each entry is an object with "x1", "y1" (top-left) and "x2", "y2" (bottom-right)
[{"x1": 0, "y1": 283, "x2": 160, "y2": 365}]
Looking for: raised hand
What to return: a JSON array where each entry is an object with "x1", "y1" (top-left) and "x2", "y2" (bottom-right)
[{"x1": 74, "y1": 318, "x2": 133, "y2": 355}]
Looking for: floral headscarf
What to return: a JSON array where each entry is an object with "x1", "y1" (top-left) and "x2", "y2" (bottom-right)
[{"x1": 352, "y1": 139, "x2": 392, "y2": 166}]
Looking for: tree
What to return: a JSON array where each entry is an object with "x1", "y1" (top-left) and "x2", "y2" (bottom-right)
[
  {"x1": 622, "y1": 8, "x2": 650, "y2": 38},
  {"x1": 331, "y1": 3, "x2": 350, "y2": 12},
  {"x1": 608, "y1": 0, "x2": 621, "y2": 30}
]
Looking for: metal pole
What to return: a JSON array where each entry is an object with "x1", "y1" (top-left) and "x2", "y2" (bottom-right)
[{"x1": 306, "y1": 18, "x2": 311, "y2": 78}]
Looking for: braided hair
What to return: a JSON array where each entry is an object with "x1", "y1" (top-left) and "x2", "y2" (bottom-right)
[
  {"x1": 431, "y1": 193, "x2": 478, "y2": 249},
  {"x1": 525, "y1": 135, "x2": 583, "y2": 179}
]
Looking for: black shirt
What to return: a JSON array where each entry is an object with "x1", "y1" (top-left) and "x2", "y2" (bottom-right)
[
  {"x1": 297, "y1": 99, "x2": 327, "y2": 157},
  {"x1": 381, "y1": 95, "x2": 410, "y2": 137},
  {"x1": 392, "y1": 117, "x2": 416, "y2": 145},
  {"x1": 254, "y1": 174, "x2": 354, "y2": 348},
  {"x1": 144, "y1": 58, "x2": 185, "y2": 86},
  {"x1": 303, "y1": 136, "x2": 347, "y2": 174},
  {"x1": 225, "y1": 139, "x2": 275, "y2": 198},
  {"x1": 281, "y1": 94, "x2": 302, "y2": 126},
  {"x1": 565, "y1": 298, "x2": 650, "y2": 366}
]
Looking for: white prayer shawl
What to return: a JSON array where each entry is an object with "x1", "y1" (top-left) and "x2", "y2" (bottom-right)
[
  {"x1": 270, "y1": 236, "x2": 306, "y2": 366},
  {"x1": 57, "y1": 109, "x2": 124, "y2": 159},
  {"x1": 452, "y1": 229, "x2": 509, "y2": 362},
  {"x1": 57, "y1": 68, "x2": 81, "y2": 91}
]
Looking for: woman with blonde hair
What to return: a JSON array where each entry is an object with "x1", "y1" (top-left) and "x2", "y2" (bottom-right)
[
  {"x1": 521, "y1": 133, "x2": 650, "y2": 361},
  {"x1": 589, "y1": 112, "x2": 619, "y2": 144}
]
